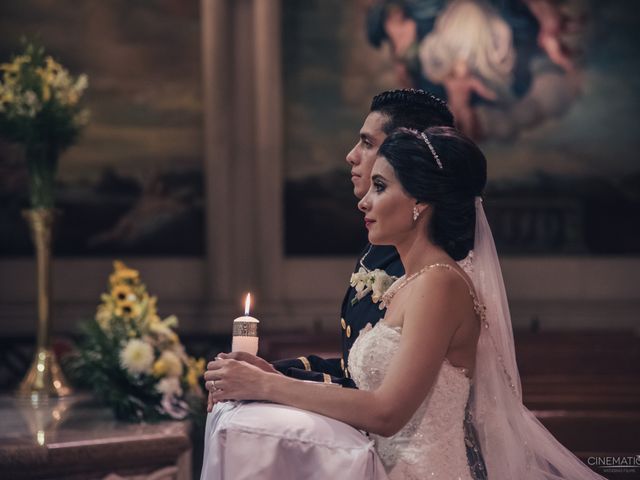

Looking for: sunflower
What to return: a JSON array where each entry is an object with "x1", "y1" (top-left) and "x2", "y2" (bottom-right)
[
  {"x1": 112, "y1": 284, "x2": 135, "y2": 303},
  {"x1": 115, "y1": 300, "x2": 141, "y2": 320}
]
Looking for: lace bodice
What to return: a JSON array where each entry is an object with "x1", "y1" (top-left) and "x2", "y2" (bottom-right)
[{"x1": 349, "y1": 322, "x2": 475, "y2": 480}]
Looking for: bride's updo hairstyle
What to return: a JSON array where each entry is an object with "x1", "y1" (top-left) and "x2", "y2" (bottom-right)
[{"x1": 377, "y1": 126, "x2": 487, "y2": 260}]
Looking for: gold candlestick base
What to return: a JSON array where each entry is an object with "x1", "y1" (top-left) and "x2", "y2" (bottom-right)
[{"x1": 16, "y1": 348, "x2": 72, "y2": 400}]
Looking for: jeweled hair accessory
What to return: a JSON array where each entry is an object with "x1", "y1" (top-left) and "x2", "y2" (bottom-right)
[
  {"x1": 399, "y1": 127, "x2": 444, "y2": 170},
  {"x1": 420, "y1": 131, "x2": 443, "y2": 170}
]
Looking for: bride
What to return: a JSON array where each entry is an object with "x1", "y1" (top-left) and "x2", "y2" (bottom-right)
[{"x1": 203, "y1": 127, "x2": 605, "y2": 479}]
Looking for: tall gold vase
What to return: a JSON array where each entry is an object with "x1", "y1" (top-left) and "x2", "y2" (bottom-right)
[{"x1": 16, "y1": 208, "x2": 72, "y2": 399}]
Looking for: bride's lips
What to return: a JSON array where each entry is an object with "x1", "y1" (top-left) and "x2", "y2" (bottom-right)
[{"x1": 364, "y1": 217, "x2": 375, "y2": 229}]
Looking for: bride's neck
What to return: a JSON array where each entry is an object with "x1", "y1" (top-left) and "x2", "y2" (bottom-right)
[{"x1": 396, "y1": 233, "x2": 448, "y2": 276}]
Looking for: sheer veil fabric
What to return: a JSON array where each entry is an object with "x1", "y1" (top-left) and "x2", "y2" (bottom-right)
[{"x1": 470, "y1": 197, "x2": 605, "y2": 479}]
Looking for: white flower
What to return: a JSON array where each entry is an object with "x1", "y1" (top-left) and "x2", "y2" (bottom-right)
[
  {"x1": 73, "y1": 74, "x2": 88, "y2": 94},
  {"x1": 150, "y1": 321, "x2": 170, "y2": 335},
  {"x1": 161, "y1": 315, "x2": 178, "y2": 328},
  {"x1": 350, "y1": 267, "x2": 397, "y2": 305},
  {"x1": 156, "y1": 377, "x2": 188, "y2": 419},
  {"x1": 350, "y1": 267, "x2": 368, "y2": 292},
  {"x1": 156, "y1": 376, "x2": 182, "y2": 397},
  {"x1": 350, "y1": 267, "x2": 373, "y2": 300},
  {"x1": 95, "y1": 305, "x2": 112, "y2": 331},
  {"x1": 160, "y1": 394, "x2": 189, "y2": 419},
  {"x1": 371, "y1": 270, "x2": 396, "y2": 303},
  {"x1": 158, "y1": 350, "x2": 183, "y2": 377},
  {"x1": 149, "y1": 319, "x2": 179, "y2": 344},
  {"x1": 120, "y1": 339, "x2": 154, "y2": 375}
]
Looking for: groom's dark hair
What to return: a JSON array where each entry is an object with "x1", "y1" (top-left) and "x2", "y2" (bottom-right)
[{"x1": 370, "y1": 89, "x2": 455, "y2": 134}]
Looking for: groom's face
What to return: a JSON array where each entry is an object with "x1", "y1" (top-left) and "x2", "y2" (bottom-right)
[{"x1": 346, "y1": 111, "x2": 388, "y2": 199}]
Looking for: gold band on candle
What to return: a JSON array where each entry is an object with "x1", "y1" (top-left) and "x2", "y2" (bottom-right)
[{"x1": 233, "y1": 321, "x2": 258, "y2": 337}]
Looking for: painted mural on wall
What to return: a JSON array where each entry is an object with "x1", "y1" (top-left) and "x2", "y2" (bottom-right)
[
  {"x1": 284, "y1": 0, "x2": 640, "y2": 255},
  {"x1": 367, "y1": 0, "x2": 587, "y2": 141},
  {"x1": 283, "y1": 0, "x2": 396, "y2": 255},
  {"x1": 0, "y1": 0, "x2": 204, "y2": 257}
]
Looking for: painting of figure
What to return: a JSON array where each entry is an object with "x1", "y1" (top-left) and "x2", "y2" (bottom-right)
[{"x1": 284, "y1": 0, "x2": 640, "y2": 255}]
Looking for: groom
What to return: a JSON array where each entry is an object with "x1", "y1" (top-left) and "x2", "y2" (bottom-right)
[{"x1": 208, "y1": 89, "x2": 454, "y2": 389}]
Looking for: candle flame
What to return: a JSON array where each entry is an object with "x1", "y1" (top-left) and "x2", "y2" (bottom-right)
[{"x1": 244, "y1": 293, "x2": 251, "y2": 315}]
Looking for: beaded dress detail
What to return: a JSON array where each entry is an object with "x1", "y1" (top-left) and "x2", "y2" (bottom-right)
[{"x1": 348, "y1": 264, "x2": 484, "y2": 480}]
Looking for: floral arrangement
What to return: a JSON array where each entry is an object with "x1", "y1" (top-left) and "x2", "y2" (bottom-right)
[
  {"x1": 0, "y1": 40, "x2": 89, "y2": 207},
  {"x1": 66, "y1": 261, "x2": 205, "y2": 422},
  {"x1": 350, "y1": 267, "x2": 398, "y2": 309}
]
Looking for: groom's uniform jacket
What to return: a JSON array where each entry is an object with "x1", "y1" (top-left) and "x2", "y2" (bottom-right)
[{"x1": 272, "y1": 244, "x2": 403, "y2": 388}]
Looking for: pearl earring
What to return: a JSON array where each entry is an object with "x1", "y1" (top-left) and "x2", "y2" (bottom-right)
[{"x1": 412, "y1": 206, "x2": 419, "y2": 221}]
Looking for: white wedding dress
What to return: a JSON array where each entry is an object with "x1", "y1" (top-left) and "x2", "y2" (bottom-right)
[{"x1": 349, "y1": 308, "x2": 477, "y2": 479}]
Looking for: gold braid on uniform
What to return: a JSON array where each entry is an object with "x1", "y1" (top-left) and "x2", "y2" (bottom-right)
[{"x1": 298, "y1": 356, "x2": 311, "y2": 371}]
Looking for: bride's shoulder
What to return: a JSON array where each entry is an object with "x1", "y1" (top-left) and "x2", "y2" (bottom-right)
[
  {"x1": 407, "y1": 265, "x2": 475, "y2": 314},
  {"x1": 400, "y1": 270, "x2": 472, "y2": 336},
  {"x1": 416, "y1": 263, "x2": 470, "y2": 291}
]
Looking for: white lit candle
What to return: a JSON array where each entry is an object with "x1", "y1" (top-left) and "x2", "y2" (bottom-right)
[{"x1": 231, "y1": 293, "x2": 259, "y2": 355}]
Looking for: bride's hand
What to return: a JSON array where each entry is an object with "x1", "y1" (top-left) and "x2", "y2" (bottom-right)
[
  {"x1": 205, "y1": 353, "x2": 281, "y2": 412},
  {"x1": 213, "y1": 352, "x2": 281, "y2": 375},
  {"x1": 204, "y1": 358, "x2": 272, "y2": 402}
]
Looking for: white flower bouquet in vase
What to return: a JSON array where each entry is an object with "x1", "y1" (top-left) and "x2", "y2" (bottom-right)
[{"x1": 1, "y1": 40, "x2": 89, "y2": 399}]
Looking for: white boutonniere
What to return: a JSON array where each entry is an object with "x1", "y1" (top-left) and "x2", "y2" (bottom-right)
[{"x1": 349, "y1": 267, "x2": 398, "y2": 307}]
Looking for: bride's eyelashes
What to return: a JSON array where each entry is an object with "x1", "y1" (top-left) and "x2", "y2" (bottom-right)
[{"x1": 373, "y1": 179, "x2": 386, "y2": 193}]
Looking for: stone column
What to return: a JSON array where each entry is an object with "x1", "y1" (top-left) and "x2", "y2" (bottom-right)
[
  {"x1": 200, "y1": 0, "x2": 283, "y2": 324},
  {"x1": 201, "y1": 0, "x2": 234, "y2": 304},
  {"x1": 253, "y1": 0, "x2": 284, "y2": 302}
]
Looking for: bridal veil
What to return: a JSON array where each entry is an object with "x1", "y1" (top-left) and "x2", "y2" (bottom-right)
[{"x1": 470, "y1": 197, "x2": 605, "y2": 479}]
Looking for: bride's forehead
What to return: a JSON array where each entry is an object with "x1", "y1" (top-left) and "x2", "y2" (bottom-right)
[{"x1": 372, "y1": 156, "x2": 395, "y2": 177}]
